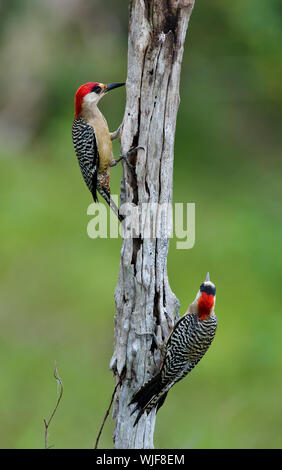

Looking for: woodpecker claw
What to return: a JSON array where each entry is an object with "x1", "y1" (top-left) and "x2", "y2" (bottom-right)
[
  {"x1": 112, "y1": 146, "x2": 145, "y2": 169},
  {"x1": 125, "y1": 145, "x2": 145, "y2": 169},
  {"x1": 121, "y1": 153, "x2": 135, "y2": 169},
  {"x1": 110, "y1": 125, "x2": 122, "y2": 141},
  {"x1": 126, "y1": 145, "x2": 145, "y2": 156}
]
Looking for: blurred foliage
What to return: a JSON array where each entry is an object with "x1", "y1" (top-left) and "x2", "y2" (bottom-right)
[{"x1": 0, "y1": 0, "x2": 281, "y2": 449}]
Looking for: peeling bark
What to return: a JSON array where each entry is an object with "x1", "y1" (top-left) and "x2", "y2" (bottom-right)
[{"x1": 110, "y1": 0, "x2": 195, "y2": 449}]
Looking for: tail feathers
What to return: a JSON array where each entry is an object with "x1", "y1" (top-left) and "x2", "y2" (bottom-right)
[
  {"x1": 96, "y1": 187, "x2": 124, "y2": 222},
  {"x1": 92, "y1": 171, "x2": 98, "y2": 202},
  {"x1": 92, "y1": 189, "x2": 98, "y2": 203},
  {"x1": 156, "y1": 391, "x2": 168, "y2": 411},
  {"x1": 129, "y1": 373, "x2": 166, "y2": 426}
]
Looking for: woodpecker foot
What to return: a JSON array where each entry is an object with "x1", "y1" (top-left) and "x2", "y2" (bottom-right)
[
  {"x1": 110, "y1": 146, "x2": 145, "y2": 169},
  {"x1": 110, "y1": 125, "x2": 121, "y2": 141},
  {"x1": 122, "y1": 145, "x2": 145, "y2": 169}
]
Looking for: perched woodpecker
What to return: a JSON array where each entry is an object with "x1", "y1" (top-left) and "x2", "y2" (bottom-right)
[
  {"x1": 129, "y1": 272, "x2": 217, "y2": 426},
  {"x1": 72, "y1": 81, "x2": 142, "y2": 221}
]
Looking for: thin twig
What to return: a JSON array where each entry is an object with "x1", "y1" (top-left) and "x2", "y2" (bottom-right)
[
  {"x1": 43, "y1": 360, "x2": 63, "y2": 449},
  {"x1": 94, "y1": 380, "x2": 121, "y2": 449}
]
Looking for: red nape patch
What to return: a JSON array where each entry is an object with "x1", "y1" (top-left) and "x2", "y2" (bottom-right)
[
  {"x1": 198, "y1": 292, "x2": 214, "y2": 321},
  {"x1": 74, "y1": 82, "x2": 99, "y2": 117}
]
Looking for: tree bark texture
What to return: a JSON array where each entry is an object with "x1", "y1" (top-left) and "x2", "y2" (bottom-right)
[{"x1": 110, "y1": 0, "x2": 195, "y2": 449}]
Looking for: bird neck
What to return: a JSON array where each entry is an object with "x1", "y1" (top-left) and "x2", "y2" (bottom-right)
[
  {"x1": 197, "y1": 293, "x2": 214, "y2": 321},
  {"x1": 80, "y1": 102, "x2": 101, "y2": 121},
  {"x1": 188, "y1": 293, "x2": 215, "y2": 322}
]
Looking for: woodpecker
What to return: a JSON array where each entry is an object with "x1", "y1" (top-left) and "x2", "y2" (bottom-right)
[
  {"x1": 72, "y1": 81, "x2": 142, "y2": 221},
  {"x1": 129, "y1": 272, "x2": 217, "y2": 426}
]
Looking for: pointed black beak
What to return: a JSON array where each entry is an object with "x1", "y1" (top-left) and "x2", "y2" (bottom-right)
[{"x1": 105, "y1": 82, "x2": 125, "y2": 93}]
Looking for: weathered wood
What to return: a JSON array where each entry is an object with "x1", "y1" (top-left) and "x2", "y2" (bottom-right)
[{"x1": 110, "y1": 0, "x2": 195, "y2": 449}]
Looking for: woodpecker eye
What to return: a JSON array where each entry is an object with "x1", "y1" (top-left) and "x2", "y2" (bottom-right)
[{"x1": 92, "y1": 85, "x2": 102, "y2": 94}]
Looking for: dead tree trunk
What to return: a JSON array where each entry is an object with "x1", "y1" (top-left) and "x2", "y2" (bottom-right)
[{"x1": 110, "y1": 0, "x2": 195, "y2": 449}]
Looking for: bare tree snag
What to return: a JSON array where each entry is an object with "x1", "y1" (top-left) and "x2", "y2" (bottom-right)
[{"x1": 110, "y1": 0, "x2": 195, "y2": 449}]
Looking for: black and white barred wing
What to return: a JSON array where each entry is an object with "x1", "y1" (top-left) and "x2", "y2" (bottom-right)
[
  {"x1": 72, "y1": 117, "x2": 99, "y2": 202},
  {"x1": 162, "y1": 313, "x2": 217, "y2": 385},
  {"x1": 129, "y1": 313, "x2": 217, "y2": 425},
  {"x1": 129, "y1": 315, "x2": 196, "y2": 424},
  {"x1": 160, "y1": 314, "x2": 196, "y2": 385}
]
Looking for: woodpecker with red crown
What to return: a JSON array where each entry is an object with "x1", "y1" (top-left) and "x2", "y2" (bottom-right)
[
  {"x1": 72, "y1": 81, "x2": 142, "y2": 220},
  {"x1": 129, "y1": 272, "x2": 217, "y2": 426}
]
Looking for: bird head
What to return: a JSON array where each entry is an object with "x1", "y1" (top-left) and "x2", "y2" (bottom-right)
[
  {"x1": 190, "y1": 272, "x2": 216, "y2": 321},
  {"x1": 74, "y1": 81, "x2": 125, "y2": 117}
]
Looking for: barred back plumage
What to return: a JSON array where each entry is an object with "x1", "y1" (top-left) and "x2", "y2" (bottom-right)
[
  {"x1": 72, "y1": 117, "x2": 99, "y2": 202},
  {"x1": 72, "y1": 117, "x2": 123, "y2": 221},
  {"x1": 129, "y1": 312, "x2": 217, "y2": 426}
]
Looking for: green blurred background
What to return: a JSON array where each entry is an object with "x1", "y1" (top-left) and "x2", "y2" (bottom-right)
[{"x1": 0, "y1": 0, "x2": 281, "y2": 449}]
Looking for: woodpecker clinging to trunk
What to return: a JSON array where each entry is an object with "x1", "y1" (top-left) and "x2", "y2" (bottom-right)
[
  {"x1": 72, "y1": 81, "x2": 142, "y2": 221},
  {"x1": 129, "y1": 272, "x2": 217, "y2": 426}
]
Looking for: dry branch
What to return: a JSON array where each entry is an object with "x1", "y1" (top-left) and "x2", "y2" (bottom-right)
[{"x1": 43, "y1": 361, "x2": 63, "y2": 449}]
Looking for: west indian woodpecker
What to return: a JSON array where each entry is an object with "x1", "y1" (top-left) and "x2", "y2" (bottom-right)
[
  {"x1": 72, "y1": 82, "x2": 143, "y2": 221},
  {"x1": 129, "y1": 272, "x2": 217, "y2": 426}
]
